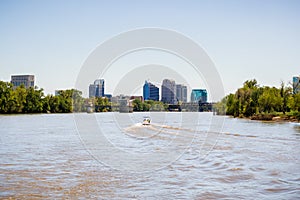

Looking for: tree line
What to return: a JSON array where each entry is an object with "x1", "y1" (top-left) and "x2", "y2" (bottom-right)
[
  {"x1": 214, "y1": 79, "x2": 300, "y2": 120},
  {"x1": 0, "y1": 81, "x2": 86, "y2": 114},
  {"x1": 132, "y1": 99, "x2": 168, "y2": 111},
  {"x1": 2, "y1": 79, "x2": 299, "y2": 118},
  {"x1": 0, "y1": 81, "x2": 169, "y2": 114}
]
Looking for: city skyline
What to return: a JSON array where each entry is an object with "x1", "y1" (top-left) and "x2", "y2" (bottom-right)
[
  {"x1": 0, "y1": 1, "x2": 299, "y2": 101},
  {"x1": 3, "y1": 73, "x2": 209, "y2": 102},
  {"x1": 3, "y1": 73, "x2": 299, "y2": 103},
  {"x1": 89, "y1": 77, "x2": 206, "y2": 103}
]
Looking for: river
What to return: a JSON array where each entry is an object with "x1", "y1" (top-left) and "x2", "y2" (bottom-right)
[{"x1": 0, "y1": 112, "x2": 299, "y2": 199}]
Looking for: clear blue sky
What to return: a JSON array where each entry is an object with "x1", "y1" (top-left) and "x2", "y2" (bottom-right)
[{"x1": 0, "y1": 0, "x2": 299, "y2": 100}]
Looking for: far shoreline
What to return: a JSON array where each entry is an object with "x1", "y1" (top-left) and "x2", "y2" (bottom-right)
[{"x1": 228, "y1": 114, "x2": 300, "y2": 123}]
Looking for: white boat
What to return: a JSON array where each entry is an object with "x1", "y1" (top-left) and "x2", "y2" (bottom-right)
[{"x1": 142, "y1": 117, "x2": 151, "y2": 125}]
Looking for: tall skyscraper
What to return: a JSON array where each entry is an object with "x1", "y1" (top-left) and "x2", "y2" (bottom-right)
[
  {"x1": 89, "y1": 79, "x2": 105, "y2": 98},
  {"x1": 176, "y1": 84, "x2": 187, "y2": 103},
  {"x1": 161, "y1": 79, "x2": 176, "y2": 104},
  {"x1": 11, "y1": 75, "x2": 35, "y2": 89},
  {"x1": 293, "y1": 76, "x2": 300, "y2": 94},
  {"x1": 191, "y1": 89, "x2": 207, "y2": 103},
  {"x1": 182, "y1": 85, "x2": 187, "y2": 103},
  {"x1": 143, "y1": 81, "x2": 159, "y2": 101}
]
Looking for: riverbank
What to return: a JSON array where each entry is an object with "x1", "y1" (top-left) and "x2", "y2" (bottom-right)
[{"x1": 249, "y1": 112, "x2": 300, "y2": 123}]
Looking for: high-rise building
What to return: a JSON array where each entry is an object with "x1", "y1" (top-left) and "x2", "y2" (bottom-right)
[
  {"x1": 11, "y1": 75, "x2": 35, "y2": 89},
  {"x1": 161, "y1": 79, "x2": 176, "y2": 104},
  {"x1": 176, "y1": 84, "x2": 187, "y2": 103},
  {"x1": 182, "y1": 86, "x2": 187, "y2": 103},
  {"x1": 293, "y1": 76, "x2": 300, "y2": 94},
  {"x1": 89, "y1": 79, "x2": 105, "y2": 98},
  {"x1": 143, "y1": 81, "x2": 159, "y2": 101},
  {"x1": 191, "y1": 89, "x2": 207, "y2": 103}
]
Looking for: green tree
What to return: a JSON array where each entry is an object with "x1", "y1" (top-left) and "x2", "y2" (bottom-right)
[
  {"x1": 95, "y1": 97, "x2": 110, "y2": 112},
  {"x1": 291, "y1": 93, "x2": 300, "y2": 112},
  {"x1": 12, "y1": 84, "x2": 27, "y2": 113},
  {"x1": 42, "y1": 95, "x2": 51, "y2": 113},
  {"x1": 225, "y1": 93, "x2": 235, "y2": 116},
  {"x1": 142, "y1": 102, "x2": 150, "y2": 111},
  {"x1": 148, "y1": 100, "x2": 166, "y2": 111},
  {"x1": 216, "y1": 79, "x2": 299, "y2": 119},
  {"x1": 72, "y1": 89, "x2": 85, "y2": 112},
  {"x1": 280, "y1": 82, "x2": 292, "y2": 114},
  {"x1": 49, "y1": 95, "x2": 60, "y2": 113},
  {"x1": 0, "y1": 81, "x2": 13, "y2": 113},
  {"x1": 23, "y1": 87, "x2": 44, "y2": 113},
  {"x1": 0, "y1": 81, "x2": 85, "y2": 114},
  {"x1": 56, "y1": 89, "x2": 74, "y2": 113},
  {"x1": 132, "y1": 99, "x2": 143, "y2": 111},
  {"x1": 244, "y1": 79, "x2": 258, "y2": 89}
]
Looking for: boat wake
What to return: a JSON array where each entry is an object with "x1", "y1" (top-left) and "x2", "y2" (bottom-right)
[{"x1": 123, "y1": 123, "x2": 200, "y2": 140}]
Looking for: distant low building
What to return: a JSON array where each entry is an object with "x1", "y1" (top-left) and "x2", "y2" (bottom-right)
[
  {"x1": 293, "y1": 76, "x2": 300, "y2": 94},
  {"x1": 55, "y1": 90, "x2": 63, "y2": 96},
  {"x1": 11, "y1": 75, "x2": 34, "y2": 89},
  {"x1": 111, "y1": 95, "x2": 130, "y2": 103},
  {"x1": 118, "y1": 98, "x2": 133, "y2": 113},
  {"x1": 191, "y1": 89, "x2": 207, "y2": 103},
  {"x1": 130, "y1": 96, "x2": 144, "y2": 102}
]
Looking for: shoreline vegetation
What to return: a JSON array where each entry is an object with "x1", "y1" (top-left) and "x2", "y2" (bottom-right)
[
  {"x1": 1, "y1": 79, "x2": 299, "y2": 123},
  {"x1": 0, "y1": 81, "x2": 85, "y2": 114},
  {"x1": 214, "y1": 79, "x2": 300, "y2": 123},
  {"x1": 0, "y1": 81, "x2": 168, "y2": 114}
]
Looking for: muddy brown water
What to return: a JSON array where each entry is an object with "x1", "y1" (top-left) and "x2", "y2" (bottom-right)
[{"x1": 0, "y1": 113, "x2": 299, "y2": 199}]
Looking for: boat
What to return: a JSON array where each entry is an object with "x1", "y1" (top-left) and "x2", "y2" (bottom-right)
[{"x1": 142, "y1": 116, "x2": 151, "y2": 125}]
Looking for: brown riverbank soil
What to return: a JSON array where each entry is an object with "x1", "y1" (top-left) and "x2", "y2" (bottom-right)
[{"x1": 250, "y1": 114, "x2": 299, "y2": 123}]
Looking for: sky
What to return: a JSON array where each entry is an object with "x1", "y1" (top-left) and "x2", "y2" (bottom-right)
[{"x1": 0, "y1": 0, "x2": 299, "y2": 101}]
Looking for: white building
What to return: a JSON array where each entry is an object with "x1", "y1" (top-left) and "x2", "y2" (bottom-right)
[{"x1": 11, "y1": 75, "x2": 35, "y2": 89}]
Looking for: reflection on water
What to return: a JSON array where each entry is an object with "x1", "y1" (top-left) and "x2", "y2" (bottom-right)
[{"x1": 0, "y1": 113, "x2": 299, "y2": 199}]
